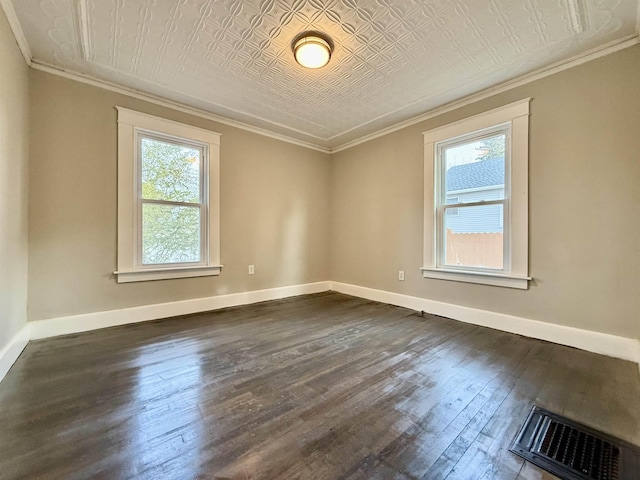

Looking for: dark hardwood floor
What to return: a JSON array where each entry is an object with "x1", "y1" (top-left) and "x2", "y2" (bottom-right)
[{"x1": 1, "y1": 292, "x2": 638, "y2": 479}]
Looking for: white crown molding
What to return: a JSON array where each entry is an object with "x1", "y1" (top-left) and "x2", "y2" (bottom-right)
[
  {"x1": 30, "y1": 62, "x2": 332, "y2": 154},
  {"x1": 330, "y1": 34, "x2": 640, "y2": 153},
  {"x1": 330, "y1": 282, "x2": 640, "y2": 367},
  {"x1": 0, "y1": 0, "x2": 32, "y2": 66},
  {"x1": 0, "y1": 0, "x2": 640, "y2": 154},
  {"x1": 29, "y1": 281, "x2": 331, "y2": 340},
  {"x1": 91, "y1": 57, "x2": 331, "y2": 144},
  {"x1": 0, "y1": 324, "x2": 30, "y2": 383},
  {"x1": 2, "y1": 0, "x2": 639, "y2": 155}
]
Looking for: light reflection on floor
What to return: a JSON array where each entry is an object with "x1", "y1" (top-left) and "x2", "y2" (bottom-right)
[{"x1": 128, "y1": 340, "x2": 204, "y2": 477}]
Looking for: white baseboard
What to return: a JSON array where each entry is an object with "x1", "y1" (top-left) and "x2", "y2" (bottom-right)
[
  {"x1": 0, "y1": 324, "x2": 30, "y2": 382},
  {"x1": 330, "y1": 282, "x2": 640, "y2": 366},
  {"x1": 9, "y1": 280, "x2": 639, "y2": 382},
  {"x1": 29, "y1": 281, "x2": 331, "y2": 340}
]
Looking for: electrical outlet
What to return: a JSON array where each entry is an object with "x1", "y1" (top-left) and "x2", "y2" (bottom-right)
[
  {"x1": 398, "y1": 270, "x2": 405, "y2": 281},
  {"x1": 248, "y1": 265, "x2": 255, "y2": 275}
]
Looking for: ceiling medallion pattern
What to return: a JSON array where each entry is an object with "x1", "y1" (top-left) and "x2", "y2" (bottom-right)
[{"x1": 10, "y1": 0, "x2": 639, "y2": 149}]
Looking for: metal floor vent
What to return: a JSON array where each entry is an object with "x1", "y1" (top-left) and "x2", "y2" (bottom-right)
[{"x1": 510, "y1": 406, "x2": 640, "y2": 480}]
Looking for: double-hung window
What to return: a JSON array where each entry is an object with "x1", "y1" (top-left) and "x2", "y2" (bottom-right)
[
  {"x1": 115, "y1": 108, "x2": 221, "y2": 283},
  {"x1": 421, "y1": 99, "x2": 531, "y2": 289}
]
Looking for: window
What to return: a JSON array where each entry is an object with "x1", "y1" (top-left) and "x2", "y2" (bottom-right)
[
  {"x1": 115, "y1": 108, "x2": 221, "y2": 283},
  {"x1": 438, "y1": 128, "x2": 507, "y2": 270},
  {"x1": 445, "y1": 196, "x2": 460, "y2": 216},
  {"x1": 421, "y1": 99, "x2": 531, "y2": 289}
]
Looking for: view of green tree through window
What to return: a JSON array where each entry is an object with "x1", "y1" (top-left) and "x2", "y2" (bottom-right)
[{"x1": 139, "y1": 135, "x2": 205, "y2": 265}]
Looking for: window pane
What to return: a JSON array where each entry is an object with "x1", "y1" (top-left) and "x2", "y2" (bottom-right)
[
  {"x1": 444, "y1": 134, "x2": 505, "y2": 202},
  {"x1": 443, "y1": 204, "x2": 503, "y2": 269},
  {"x1": 141, "y1": 136, "x2": 201, "y2": 203},
  {"x1": 142, "y1": 204, "x2": 201, "y2": 264},
  {"x1": 445, "y1": 197, "x2": 459, "y2": 216}
]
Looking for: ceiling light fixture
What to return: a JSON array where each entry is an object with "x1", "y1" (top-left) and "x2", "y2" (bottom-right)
[{"x1": 293, "y1": 33, "x2": 333, "y2": 69}]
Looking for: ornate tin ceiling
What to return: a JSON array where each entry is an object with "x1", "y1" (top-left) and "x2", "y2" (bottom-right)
[{"x1": 9, "y1": 0, "x2": 640, "y2": 150}]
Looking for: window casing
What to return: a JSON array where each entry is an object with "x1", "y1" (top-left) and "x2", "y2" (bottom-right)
[
  {"x1": 421, "y1": 99, "x2": 531, "y2": 289},
  {"x1": 116, "y1": 108, "x2": 221, "y2": 283}
]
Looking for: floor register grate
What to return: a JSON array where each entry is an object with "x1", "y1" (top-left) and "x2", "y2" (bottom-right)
[{"x1": 510, "y1": 406, "x2": 640, "y2": 480}]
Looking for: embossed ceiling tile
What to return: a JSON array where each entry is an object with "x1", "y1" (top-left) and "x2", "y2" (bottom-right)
[
  {"x1": 596, "y1": 1, "x2": 637, "y2": 33},
  {"x1": 86, "y1": 3, "x2": 113, "y2": 67},
  {"x1": 11, "y1": 0, "x2": 640, "y2": 147},
  {"x1": 12, "y1": 0, "x2": 74, "y2": 63}
]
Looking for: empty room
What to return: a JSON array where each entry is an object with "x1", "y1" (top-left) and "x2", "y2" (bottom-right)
[{"x1": 1, "y1": 1, "x2": 639, "y2": 479}]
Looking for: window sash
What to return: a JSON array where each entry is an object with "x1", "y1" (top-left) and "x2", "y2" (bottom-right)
[
  {"x1": 445, "y1": 196, "x2": 459, "y2": 216},
  {"x1": 435, "y1": 125, "x2": 511, "y2": 274},
  {"x1": 437, "y1": 201, "x2": 508, "y2": 271},
  {"x1": 134, "y1": 130, "x2": 209, "y2": 269}
]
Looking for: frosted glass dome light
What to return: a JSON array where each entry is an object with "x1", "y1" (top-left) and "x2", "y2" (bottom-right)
[{"x1": 294, "y1": 34, "x2": 332, "y2": 69}]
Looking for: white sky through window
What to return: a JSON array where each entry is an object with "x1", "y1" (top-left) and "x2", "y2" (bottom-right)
[{"x1": 445, "y1": 141, "x2": 484, "y2": 168}]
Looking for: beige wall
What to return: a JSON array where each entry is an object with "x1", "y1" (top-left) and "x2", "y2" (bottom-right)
[
  {"x1": 24, "y1": 42, "x2": 640, "y2": 341},
  {"x1": 331, "y1": 45, "x2": 640, "y2": 340},
  {"x1": 28, "y1": 71, "x2": 331, "y2": 321},
  {"x1": 0, "y1": 11, "x2": 29, "y2": 349}
]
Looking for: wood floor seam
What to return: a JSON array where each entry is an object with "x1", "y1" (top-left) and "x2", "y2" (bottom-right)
[{"x1": 0, "y1": 292, "x2": 638, "y2": 480}]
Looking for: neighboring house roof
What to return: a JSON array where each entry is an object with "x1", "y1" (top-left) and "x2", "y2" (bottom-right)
[{"x1": 446, "y1": 157, "x2": 504, "y2": 192}]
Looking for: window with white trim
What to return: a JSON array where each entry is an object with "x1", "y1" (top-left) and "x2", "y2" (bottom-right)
[
  {"x1": 445, "y1": 196, "x2": 460, "y2": 216},
  {"x1": 421, "y1": 99, "x2": 531, "y2": 289},
  {"x1": 115, "y1": 108, "x2": 221, "y2": 283}
]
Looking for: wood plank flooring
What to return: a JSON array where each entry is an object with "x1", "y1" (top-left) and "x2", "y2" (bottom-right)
[{"x1": 0, "y1": 292, "x2": 638, "y2": 479}]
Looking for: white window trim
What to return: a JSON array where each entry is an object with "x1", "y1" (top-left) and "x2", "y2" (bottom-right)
[
  {"x1": 421, "y1": 98, "x2": 531, "y2": 290},
  {"x1": 445, "y1": 196, "x2": 460, "y2": 216},
  {"x1": 115, "y1": 107, "x2": 222, "y2": 283}
]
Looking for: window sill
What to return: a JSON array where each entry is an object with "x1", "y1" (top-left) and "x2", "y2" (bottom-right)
[
  {"x1": 420, "y1": 267, "x2": 531, "y2": 289},
  {"x1": 114, "y1": 265, "x2": 222, "y2": 283}
]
